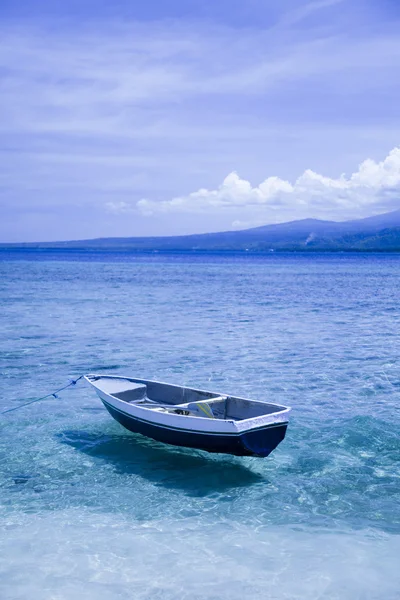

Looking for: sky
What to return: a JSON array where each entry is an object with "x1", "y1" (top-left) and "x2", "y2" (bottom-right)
[{"x1": 1, "y1": 0, "x2": 400, "y2": 241}]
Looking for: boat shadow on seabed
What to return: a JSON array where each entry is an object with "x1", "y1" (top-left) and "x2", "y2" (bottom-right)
[{"x1": 57, "y1": 428, "x2": 267, "y2": 497}]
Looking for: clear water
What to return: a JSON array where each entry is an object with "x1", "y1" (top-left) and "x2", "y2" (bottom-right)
[{"x1": 1, "y1": 250, "x2": 399, "y2": 599}]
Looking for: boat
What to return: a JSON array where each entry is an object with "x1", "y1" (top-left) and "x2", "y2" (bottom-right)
[{"x1": 84, "y1": 374, "x2": 291, "y2": 457}]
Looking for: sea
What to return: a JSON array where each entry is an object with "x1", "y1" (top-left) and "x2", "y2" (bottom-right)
[{"x1": 0, "y1": 249, "x2": 399, "y2": 600}]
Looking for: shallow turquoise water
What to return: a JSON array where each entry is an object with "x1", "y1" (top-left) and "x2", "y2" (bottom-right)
[{"x1": 1, "y1": 251, "x2": 399, "y2": 599}]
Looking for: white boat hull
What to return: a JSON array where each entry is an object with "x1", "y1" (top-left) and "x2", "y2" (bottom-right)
[{"x1": 85, "y1": 375, "x2": 291, "y2": 457}]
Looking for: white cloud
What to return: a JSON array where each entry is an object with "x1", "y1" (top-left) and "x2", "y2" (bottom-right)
[
  {"x1": 137, "y1": 172, "x2": 293, "y2": 215},
  {"x1": 280, "y1": 0, "x2": 347, "y2": 27},
  {"x1": 105, "y1": 201, "x2": 136, "y2": 214},
  {"x1": 137, "y1": 147, "x2": 400, "y2": 221},
  {"x1": 1, "y1": 18, "x2": 400, "y2": 140}
]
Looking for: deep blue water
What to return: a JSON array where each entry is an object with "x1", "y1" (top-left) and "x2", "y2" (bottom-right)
[{"x1": 1, "y1": 250, "x2": 399, "y2": 599}]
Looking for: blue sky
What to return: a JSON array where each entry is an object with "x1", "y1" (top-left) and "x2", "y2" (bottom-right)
[{"x1": 1, "y1": 0, "x2": 400, "y2": 241}]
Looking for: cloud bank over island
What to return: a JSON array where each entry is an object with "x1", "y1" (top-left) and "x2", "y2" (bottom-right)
[{"x1": 128, "y1": 147, "x2": 400, "y2": 224}]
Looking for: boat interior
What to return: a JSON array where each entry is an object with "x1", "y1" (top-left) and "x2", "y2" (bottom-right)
[{"x1": 88, "y1": 375, "x2": 287, "y2": 421}]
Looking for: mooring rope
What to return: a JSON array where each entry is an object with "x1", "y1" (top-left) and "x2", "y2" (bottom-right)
[{"x1": 1, "y1": 375, "x2": 84, "y2": 415}]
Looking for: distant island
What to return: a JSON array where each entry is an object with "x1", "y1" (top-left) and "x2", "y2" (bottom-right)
[{"x1": 3, "y1": 209, "x2": 400, "y2": 252}]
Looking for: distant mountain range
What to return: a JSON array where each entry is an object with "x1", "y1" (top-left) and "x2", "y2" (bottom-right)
[{"x1": 4, "y1": 209, "x2": 400, "y2": 252}]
